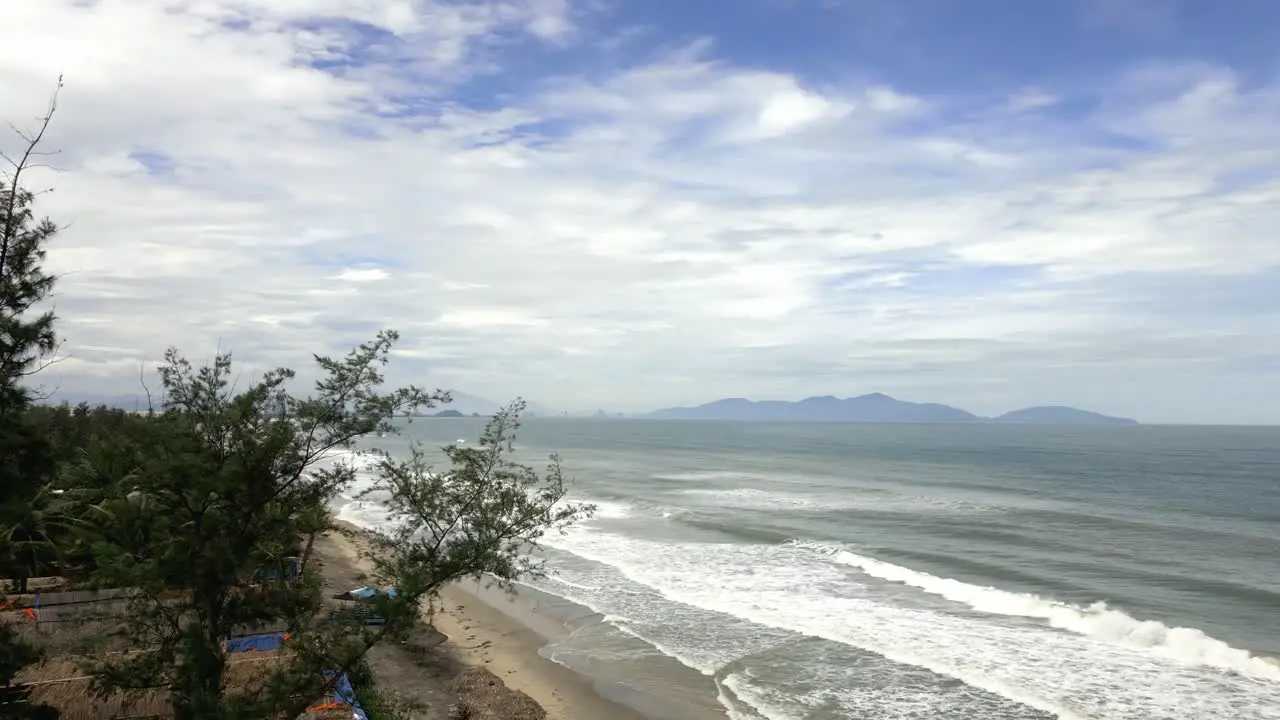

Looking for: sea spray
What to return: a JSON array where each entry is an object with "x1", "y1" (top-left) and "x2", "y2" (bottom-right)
[{"x1": 788, "y1": 540, "x2": 1280, "y2": 682}]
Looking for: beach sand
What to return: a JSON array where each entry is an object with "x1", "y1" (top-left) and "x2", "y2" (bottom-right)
[
  {"x1": 432, "y1": 583, "x2": 655, "y2": 720},
  {"x1": 316, "y1": 523, "x2": 656, "y2": 720}
]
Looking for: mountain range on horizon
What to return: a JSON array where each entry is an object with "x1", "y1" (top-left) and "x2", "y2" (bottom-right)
[
  {"x1": 43, "y1": 388, "x2": 1135, "y2": 426},
  {"x1": 643, "y1": 393, "x2": 1138, "y2": 425},
  {"x1": 41, "y1": 389, "x2": 560, "y2": 419}
]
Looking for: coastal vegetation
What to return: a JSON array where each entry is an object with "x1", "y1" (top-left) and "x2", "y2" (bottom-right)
[{"x1": 0, "y1": 87, "x2": 589, "y2": 718}]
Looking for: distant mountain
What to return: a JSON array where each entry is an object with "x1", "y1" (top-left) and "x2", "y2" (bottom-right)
[
  {"x1": 647, "y1": 393, "x2": 979, "y2": 423},
  {"x1": 645, "y1": 394, "x2": 1136, "y2": 425},
  {"x1": 434, "y1": 391, "x2": 500, "y2": 416},
  {"x1": 40, "y1": 389, "x2": 558, "y2": 419},
  {"x1": 432, "y1": 409, "x2": 465, "y2": 418},
  {"x1": 992, "y1": 406, "x2": 1137, "y2": 426}
]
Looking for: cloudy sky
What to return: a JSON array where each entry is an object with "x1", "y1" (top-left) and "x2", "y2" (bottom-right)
[{"x1": 2, "y1": 0, "x2": 1278, "y2": 424}]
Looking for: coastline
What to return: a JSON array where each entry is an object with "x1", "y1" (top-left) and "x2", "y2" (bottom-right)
[
  {"x1": 319, "y1": 520, "x2": 661, "y2": 720},
  {"x1": 432, "y1": 582, "x2": 655, "y2": 720}
]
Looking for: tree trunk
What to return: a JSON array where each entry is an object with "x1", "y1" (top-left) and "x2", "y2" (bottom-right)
[
  {"x1": 299, "y1": 531, "x2": 317, "y2": 575},
  {"x1": 174, "y1": 599, "x2": 228, "y2": 720}
]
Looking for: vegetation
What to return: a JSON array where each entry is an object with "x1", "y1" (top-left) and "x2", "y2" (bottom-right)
[
  {"x1": 369, "y1": 400, "x2": 585, "y2": 599},
  {"x1": 0, "y1": 86, "x2": 591, "y2": 719},
  {"x1": 0, "y1": 80, "x2": 64, "y2": 720}
]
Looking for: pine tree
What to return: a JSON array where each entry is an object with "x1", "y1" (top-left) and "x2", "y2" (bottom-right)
[
  {"x1": 370, "y1": 399, "x2": 594, "y2": 601},
  {"x1": 0, "y1": 78, "x2": 61, "y2": 418},
  {"x1": 0, "y1": 79, "x2": 63, "y2": 552},
  {"x1": 74, "y1": 334, "x2": 448, "y2": 719},
  {"x1": 0, "y1": 80, "x2": 63, "y2": 720}
]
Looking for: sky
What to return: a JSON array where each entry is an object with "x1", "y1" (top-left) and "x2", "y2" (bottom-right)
[{"x1": 1, "y1": 0, "x2": 1278, "y2": 424}]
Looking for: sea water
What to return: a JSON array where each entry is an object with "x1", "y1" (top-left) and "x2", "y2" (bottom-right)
[{"x1": 335, "y1": 419, "x2": 1280, "y2": 720}]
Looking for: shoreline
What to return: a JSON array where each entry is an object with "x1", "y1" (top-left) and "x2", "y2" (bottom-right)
[
  {"x1": 432, "y1": 582, "x2": 655, "y2": 720},
  {"x1": 320, "y1": 520, "x2": 658, "y2": 720}
]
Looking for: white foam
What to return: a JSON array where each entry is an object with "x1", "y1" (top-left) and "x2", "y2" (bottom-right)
[
  {"x1": 798, "y1": 542, "x2": 1280, "y2": 682},
  {"x1": 679, "y1": 486, "x2": 1003, "y2": 515},
  {"x1": 545, "y1": 574, "x2": 602, "y2": 593},
  {"x1": 718, "y1": 674, "x2": 791, "y2": 720},
  {"x1": 720, "y1": 673, "x2": 805, "y2": 720},
  {"x1": 522, "y1": 548, "x2": 799, "y2": 720},
  {"x1": 682, "y1": 487, "x2": 824, "y2": 510},
  {"x1": 588, "y1": 500, "x2": 633, "y2": 520},
  {"x1": 612, "y1": 622, "x2": 716, "y2": 677},
  {"x1": 322, "y1": 448, "x2": 1280, "y2": 718},
  {"x1": 541, "y1": 528, "x2": 1280, "y2": 720},
  {"x1": 334, "y1": 498, "x2": 389, "y2": 531},
  {"x1": 653, "y1": 471, "x2": 761, "y2": 482}
]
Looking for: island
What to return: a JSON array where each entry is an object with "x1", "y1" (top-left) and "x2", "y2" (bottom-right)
[{"x1": 644, "y1": 393, "x2": 1136, "y2": 425}]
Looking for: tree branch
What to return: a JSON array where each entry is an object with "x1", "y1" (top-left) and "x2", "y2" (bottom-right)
[{"x1": 1, "y1": 74, "x2": 61, "y2": 280}]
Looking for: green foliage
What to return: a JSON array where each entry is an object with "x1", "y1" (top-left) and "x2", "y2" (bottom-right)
[
  {"x1": 0, "y1": 85, "x2": 590, "y2": 720},
  {"x1": 0, "y1": 120, "x2": 60, "y2": 416},
  {"x1": 0, "y1": 83, "x2": 62, "y2": 720},
  {"x1": 66, "y1": 333, "x2": 447, "y2": 720},
  {"x1": 26, "y1": 403, "x2": 149, "y2": 470},
  {"x1": 369, "y1": 400, "x2": 594, "y2": 601},
  {"x1": 0, "y1": 183, "x2": 57, "y2": 411}
]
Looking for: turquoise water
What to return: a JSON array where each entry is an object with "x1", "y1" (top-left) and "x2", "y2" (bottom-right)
[{"x1": 342, "y1": 419, "x2": 1280, "y2": 720}]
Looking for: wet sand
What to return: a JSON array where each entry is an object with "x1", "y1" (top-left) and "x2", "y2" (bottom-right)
[
  {"x1": 436, "y1": 577, "x2": 730, "y2": 720},
  {"x1": 432, "y1": 582, "x2": 655, "y2": 720},
  {"x1": 323, "y1": 523, "x2": 665, "y2": 720}
]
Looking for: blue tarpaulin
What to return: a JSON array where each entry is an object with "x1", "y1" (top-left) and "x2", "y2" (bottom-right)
[
  {"x1": 331, "y1": 672, "x2": 367, "y2": 719},
  {"x1": 345, "y1": 586, "x2": 398, "y2": 600},
  {"x1": 226, "y1": 633, "x2": 368, "y2": 719},
  {"x1": 226, "y1": 633, "x2": 283, "y2": 653}
]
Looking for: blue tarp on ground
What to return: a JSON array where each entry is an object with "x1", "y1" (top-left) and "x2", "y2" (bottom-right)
[
  {"x1": 226, "y1": 633, "x2": 368, "y2": 720},
  {"x1": 329, "y1": 672, "x2": 366, "y2": 719},
  {"x1": 226, "y1": 633, "x2": 283, "y2": 653},
  {"x1": 345, "y1": 585, "x2": 398, "y2": 600}
]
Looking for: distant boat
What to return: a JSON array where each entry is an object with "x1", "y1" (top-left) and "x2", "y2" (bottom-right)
[{"x1": 455, "y1": 438, "x2": 466, "y2": 444}]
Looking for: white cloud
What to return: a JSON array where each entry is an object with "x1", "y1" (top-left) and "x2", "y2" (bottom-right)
[
  {"x1": 1, "y1": 1, "x2": 1278, "y2": 423},
  {"x1": 436, "y1": 308, "x2": 548, "y2": 328},
  {"x1": 335, "y1": 268, "x2": 390, "y2": 282},
  {"x1": 1004, "y1": 87, "x2": 1060, "y2": 113}
]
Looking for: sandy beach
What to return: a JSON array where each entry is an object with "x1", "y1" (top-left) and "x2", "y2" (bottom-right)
[
  {"x1": 432, "y1": 583, "x2": 657, "y2": 720},
  {"x1": 316, "y1": 522, "x2": 658, "y2": 720}
]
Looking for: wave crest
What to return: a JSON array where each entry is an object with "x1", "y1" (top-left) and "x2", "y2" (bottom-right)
[{"x1": 791, "y1": 540, "x2": 1280, "y2": 681}]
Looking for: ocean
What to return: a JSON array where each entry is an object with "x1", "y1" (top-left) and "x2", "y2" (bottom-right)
[{"x1": 336, "y1": 418, "x2": 1280, "y2": 720}]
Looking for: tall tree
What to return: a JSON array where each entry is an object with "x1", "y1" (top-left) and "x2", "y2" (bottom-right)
[
  {"x1": 73, "y1": 345, "x2": 594, "y2": 718},
  {"x1": 76, "y1": 333, "x2": 447, "y2": 719},
  {"x1": 369, "y1": 399, "x2": 592, "y2": 601},
  {"x1": 0, "y1": 76, "x2": 62, "y2": 417},
  {"x1": 0, "y1": 79, "x2": 63, "y2": 720},
  {"x1": 0, "y1": 78, "x2": 63, "y2": 574},
  {"x1": 263, "y1": 400, "x2": 594, "y2": 720}
]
